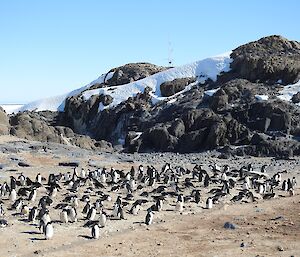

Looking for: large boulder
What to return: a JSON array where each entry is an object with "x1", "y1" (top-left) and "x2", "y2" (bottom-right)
[
  {"x1": 230, "y1": 35, "x2": 300, "y2": 84},
  {"x1": 291, "y1": 92, "x2": 300, "y2": 104},
  {"x1": 210, "y1": 89, "x2": 229, "y2": 111},
  {"x1": 141, "y1": 125, "x2": 178, "y2": 151},
  {"x1": 0, "y1": 107, "x2": 9, "y2": 135},
  {"x1": 160, "y1": 77, "x2": 196, "y2": 97},
  {"x1": 107, "y1": 63, "x2": 167, "y2": 86}
]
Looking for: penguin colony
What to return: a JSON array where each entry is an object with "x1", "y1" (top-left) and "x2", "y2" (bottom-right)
[{"x1": 0, "y1": 163, "x2": 297, "y2": 240}]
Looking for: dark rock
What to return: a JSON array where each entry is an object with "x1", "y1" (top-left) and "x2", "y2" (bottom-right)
[
  {"x1": 291, "y1": 92, "x2": 300, "y2": 104},
  {"x1": 169, "y1": 119, "x2": 185, "y2": 138},
  {"x1": 210, "y1": 89, "x2": 229, "y2": 111},
  {"x1": 230, "y1": 35, "x2": 300, "y2": 84},
  {"x1": 160, "y1": 77, "x2": 195, "y2": 97},
  {"x1": 142, "y1": 125, "x2": 178, "y2": 151},
  {"x1": 125, "y1": 131, "x2": 142, "y2": 153},
  {"x1": 18, "y1": 162, "x2": 30, "y2": 167},
  {"x1": 107, "y1": 63, "x2": 167, "y2": 86},
  {"x1": 178, "y1": 129, "x2": 208, "y2": 152},
  {"x1": 224, "y1": 222, "x2": 237, "y2": 229},
  {"x1": 58, "y1": 161, "x2": 80, "y2": 167},
  {"x1": 9, "y1": 111, "x2": 112, "y2": 151}
]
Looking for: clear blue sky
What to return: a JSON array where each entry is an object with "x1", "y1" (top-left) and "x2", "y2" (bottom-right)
[{"x1": 0, "y1": 0, "x2": 299, "y2": 104}]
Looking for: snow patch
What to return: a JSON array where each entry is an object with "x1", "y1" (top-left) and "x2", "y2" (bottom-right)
[
  {"x1": 0, "y1": 104, "x2": 24, "y2": 114},
  {"x1": 16, "y1": 72, "x2": 114, "y2": 113},
  {"x1": 255, "y1": 95, "x2": 269, "y2": 101},
  {"x1": 204, "y1": 88, "x2": 219, "y2": 97},
  {"x1": 277, "y1": 80, "x2": 300, "y2": 104}
]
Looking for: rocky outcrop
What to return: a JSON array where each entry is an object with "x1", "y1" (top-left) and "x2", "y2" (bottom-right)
[
  {"x1": 0, "y1": 107, "x2": 9, "y2": 135},
  {"x1": 9, "y1": 111, "x2": 112, "y2": 151},
  {"x1": 230, "y1": 35, "x2": 300, "y2": 85},
  {"x1": 291, "y1": 92, "x2": 300, "y2": 103},
  {"x1": 160, "y1": 77, "x2": 196, "y2": 97},
  {"x1": 107, "y1": 63, "x2": 167, "y2": 86},
  {"x1": 9, "y1": 35, "x2": 299, "y2": 158}
]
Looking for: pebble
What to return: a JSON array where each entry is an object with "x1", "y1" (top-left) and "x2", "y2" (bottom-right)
[
  {"x1": 224, "y1": 222, "x2": 237, "y2": 230},
  {"x1": 277, "y1": 246, "x2": 284, "y2": 251}
]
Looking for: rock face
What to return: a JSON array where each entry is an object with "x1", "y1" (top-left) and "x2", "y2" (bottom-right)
[
  {"x1": 89, "y1": 63, "x2": 167, "y2": 90},
  {"x1": 291, "y1": 92, "x2": 300, "y2": 103},
  {"x1": 160, "y1": 77, "x2": 196, "y2": 97},
  {"x1": 9, "y1": 111, "x2": 112, "y2": 151},
  {"x1": 0, "y1": 107, "x2": 9, "y2": 135},
  {"x1": 230, "y1": 35, "x2": 300, "y2": 85},
  {"x1": 7, "y1": 35, "x2": 300, "y2": 157}
]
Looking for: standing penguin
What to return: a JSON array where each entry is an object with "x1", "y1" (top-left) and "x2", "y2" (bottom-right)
[
  {"x1": 28, "y1": 188, "x2": 37, "y2": 202},
  {"x1": 0, "y1": 204, "x2": 5, "y2": 216},
  {"x1": 36, "y1": 173, "x2": 42, "y2": 184},
  {"x1": 87, "y1": 207, "x2": 97, "y2": 221},
  {"x1": 28, "y1": 207, "x2": 38, "y2": 222},
  {"x1": 155, "y1": 198, "x2": 163, "y2": 212},
  {"x1": 60, "y1": 209, "x2": 68, "y2": 223},
  {"x1": 145, "y1": 209, "x2": 154, "y2": 225},
  {"x1": 44, "y1": 222, "x2": 54, "y2": 240},
  {"x1": 10, "y1": 189, "x2": 17, "y2": 202},
  {"x1": 194, "y1": 190, "x2": 201, "y2": 204},
  {"x1": 204, "y1": 174, "x2": 210, "y2": 187},
  {"x1": 175, "y1": 194, "x2": 184, "y2": 212},
  {"x1": 282, "y1": 180, "x2": 288, "y2": 191},
  {"x1": 19, "y1": 174, "x2": 26, "y2": 186},
  {"x1": 206, "y1": 197, "x2": 213, "y2": 209},
  {"x1": 258, "y1": 183, "x2": 265, "y2": 194},
  {"x1": 292, "y1": 177, "x2": 297, "y2": 188},
  {"x1": 91, "y1": 224, "x2": 100, "y2": 239},
  {"x1": 21, "y1": 204, "x2": 30, "y2": 216},
  {"x1": 41, "y1": 210, "x2": 51, "y2": 225},
  {"x1": 68, "y1": 207, "x2": 77, "y2": 222},
  {"x1": 99, "y1": 212, "x2": 107, "y2": 227}
]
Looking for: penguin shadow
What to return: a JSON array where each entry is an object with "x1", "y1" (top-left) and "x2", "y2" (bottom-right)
[
  {"x1": 132, "y1": 221, "x2": 144, "y2": 225},
  {"x1": 29, "y1": 237, "x2": 46, "y2": 241},
  {"x1": 78, "y1": 235, "x2": 93, "y2": 240},
  {"x1": 22, "y1": 231, "x2": 41, "y2": 235}
]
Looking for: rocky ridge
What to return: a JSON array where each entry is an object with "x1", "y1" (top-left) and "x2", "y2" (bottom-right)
[{"x1": 4, "y1": 35, "x2": 300, "y2": 157}]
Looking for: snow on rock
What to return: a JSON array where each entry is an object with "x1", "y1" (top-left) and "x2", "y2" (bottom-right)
[
  {"x1": 16, "y1": 72, "x2": 114, "y2": 113},
  {"x1": 277, "y1": 80, "x2": 300, "y2": 103},
  {"x1": 204, "y1": 88, "x2": 219, "y2": 97},
  {"x1": 255, "y1": 95, "x2": 269, "y2": 101},
  {"x1": 16, "y1": 53, "x2": 232, "y2": 113}
]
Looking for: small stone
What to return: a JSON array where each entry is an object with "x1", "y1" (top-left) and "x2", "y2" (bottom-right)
[
  {"x1": 277, "y1": 246, "x2": 284, "y2": 251},
  {"x1": 224, "y1": 222, "x2": 237, "y2": 230},
  {"x1": 240, "y1": 242, "x2": 247, "y2": 248},
  {"x1": 34, "y1": 250, "x2": 41, "y2": 255}
]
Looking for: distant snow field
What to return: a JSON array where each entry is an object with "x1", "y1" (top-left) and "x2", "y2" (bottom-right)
[{"x1": 0, "y1": 104, "x2": 24, "y2": 114}]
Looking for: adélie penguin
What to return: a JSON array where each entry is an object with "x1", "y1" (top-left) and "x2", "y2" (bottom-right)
[
  {"x1": 44, "y1": 221, "x2": 54, "y2": 240},
  {"x1": 145, "y1": 209, "x2": 154, "y2": 225},
  {"x1": 91, "y1": 224, "x2": 100, "y2": 239},
  {"x1": 206, "y1": 197, "x2": 213, "y2": 209}
]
